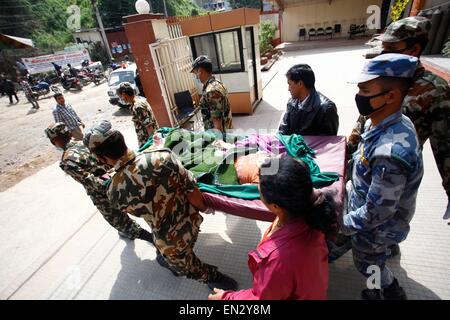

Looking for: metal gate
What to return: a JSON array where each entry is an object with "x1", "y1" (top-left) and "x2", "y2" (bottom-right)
[{"x1": 149, "y1": 36, "x2": 202, "y2": 129}]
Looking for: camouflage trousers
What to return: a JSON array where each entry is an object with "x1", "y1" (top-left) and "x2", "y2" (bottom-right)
[
  {"x1": 152, "y1": 223, "x2": 218, "y2": 283},
  {"x1": 90, "y1": 191, "x2": 143, "y2": 240}
]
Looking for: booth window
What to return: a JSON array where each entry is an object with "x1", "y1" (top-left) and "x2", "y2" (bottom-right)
[{"x1": 191, "y1": 29, "x2": 244, "y2": 73}]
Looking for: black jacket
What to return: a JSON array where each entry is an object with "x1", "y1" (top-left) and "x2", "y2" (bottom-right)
[{"x1": 278, "y1": 89, "x2": 339, "y2": 136}]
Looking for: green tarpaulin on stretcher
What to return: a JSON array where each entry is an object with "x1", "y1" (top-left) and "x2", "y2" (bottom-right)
[{"x1": 139, "y1": 128, "x2": 339, "y2": 200}]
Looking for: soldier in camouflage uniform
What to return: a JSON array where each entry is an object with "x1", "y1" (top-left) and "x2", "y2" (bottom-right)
[
  {"x1": 191, "y1": 56, "x2": 233, "y2": 134},
  {"x1": 337, "y1": 54, "x2": 424, "y2": 300},
  {"x1": 83, "y1": 120, "x2": 238, "y2": 291},
  {"x1": 347, "y1": 16, "x2": 450, "y2": 220},
  {"x1": 45, "y1": 122, "x2": 153, "y2": 242},
  {"x1": 117, "y1": 82, "x2": 159, "y2": 148}
]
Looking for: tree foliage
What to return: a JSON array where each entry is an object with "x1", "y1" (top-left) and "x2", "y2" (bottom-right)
[
  {"x1": 0, "y1": 0, "x2": 95, "y2": 51},
  {"x1": 229, "y1": 0, "x2": 261, "y2": 9},
  {"x1": 259, "y1": 20, "x2": 277, "y2": 56},
  {"x1": 390, "y1": 0, "x2": 411, "y2": 22},
  {"x1": 98, "y1": 0, "x2": 204, "y2": 27}
]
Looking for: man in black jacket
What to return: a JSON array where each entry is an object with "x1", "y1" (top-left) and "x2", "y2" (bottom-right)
[{"x1": 278, "y1": 64, "x2": 339, "y2": 136}]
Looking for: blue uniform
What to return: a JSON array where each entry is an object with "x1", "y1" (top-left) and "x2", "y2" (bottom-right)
[{"x1": 342, "y1": 111, "x2": 423, "y2": 288}]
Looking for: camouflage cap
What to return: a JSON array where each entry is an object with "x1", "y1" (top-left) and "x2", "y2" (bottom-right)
[
  {"x1": 350, "y1": 53, "x2": 419, "y2": 83},
  {"x1": 45, "y1": 122, "x2": 70, "y2": 140},
  {"x1": 191, "y1": 55, "x2": 212, "y2": 72},
  {"x1": 376, "y1": 16, "x2": 431, "y2": 43},
  {"x1": 83, "y1": 120, "x2": 116, "y2": 150}
]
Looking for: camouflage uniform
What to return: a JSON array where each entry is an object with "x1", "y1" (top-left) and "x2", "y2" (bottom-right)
[
  {"x1": 106, "y1": 148, "x2": 218, "y2": 282},
  {"x1": 45, "y1": 123, "x2": 143, "y2": 239},
  {"x1": 348, "y1": 16, "x2": 450, "y2": 204},
  {"x1": 200, "y1": 76, "x2": 233, "y2": 132},
  {"x1": 131, "y1": 97, "x2": 159, "y2": 148},
  {"x1": 341, "y1": 55, "x2": 424, "y2": 289}
]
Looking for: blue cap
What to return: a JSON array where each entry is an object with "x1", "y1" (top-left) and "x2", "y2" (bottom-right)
[{"x1": 350, "y1": 53, "x2": 419, "y2": 84}]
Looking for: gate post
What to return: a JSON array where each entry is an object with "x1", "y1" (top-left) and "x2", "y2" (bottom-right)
[{"x1": 123, "y1": 13, "x2": 172, "y2": 127}]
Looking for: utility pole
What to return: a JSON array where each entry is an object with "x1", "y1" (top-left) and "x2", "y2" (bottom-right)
[
  {"x1": 91, "y1": 0, "x2": 113, "y2": 62},
  {"x1": 163, "y1": 0, "x2": 168, "y2": 17}
]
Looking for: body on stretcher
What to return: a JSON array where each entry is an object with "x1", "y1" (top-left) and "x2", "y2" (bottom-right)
[{"x1": 203, "y1": 135, "x2": 347, "y2": 222}]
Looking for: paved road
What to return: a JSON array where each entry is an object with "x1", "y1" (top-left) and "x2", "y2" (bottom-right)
[{"x1": 0, "y1": 79, "x2": 134, "y2": 191}]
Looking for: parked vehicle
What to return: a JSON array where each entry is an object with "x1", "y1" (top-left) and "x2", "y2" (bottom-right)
[
  {"x1": 31, "y1": 81, "x2": 50, "y2": 99},
  {"x1": 107, "y1": 64, "x2": 139, "y2": 108},
  {"x1": 61, "y1": 75, "x2": 83, "y2": 91},
  {"x1": 93, "y1": 69, "x2": 106, "y2": 85},
  {"x1": 77, "y1": 69, "x2": 93, "y2": 86},
  {"x1": 50, "y1": 85, "x2": 61, "y2": 94}
]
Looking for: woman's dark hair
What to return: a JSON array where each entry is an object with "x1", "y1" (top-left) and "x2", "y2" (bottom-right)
[
  {"x1": 259, "y1": 155, "x2": 337, "y2": 238},
  {"x1": 92, "y1": 131, "x2": 127, "y2": 160},
  {"x1": 286, "y1": 64, "x2": 316, "y2": 89}
]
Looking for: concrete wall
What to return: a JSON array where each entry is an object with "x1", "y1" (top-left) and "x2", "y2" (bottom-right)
[{"x1": 282, "y1": 0, "x2": 383, "y2": 42}]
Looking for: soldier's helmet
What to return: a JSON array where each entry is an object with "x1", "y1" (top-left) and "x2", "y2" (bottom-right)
[
  {"x1": 191, "y1": 55, "x2": 213, "y2": 73},
  {"x1": 376, "y1": 16, "x2": 431, "y2": 43},
  {"x1": 351, "y1": 53, "x2": 419, "y2": 83},
  {"x1": 45, "y1": 122, "x2": 70, "y2": 140},
  {"x1": 83, "y1": 120, "x2": 116, "y2": 150}
]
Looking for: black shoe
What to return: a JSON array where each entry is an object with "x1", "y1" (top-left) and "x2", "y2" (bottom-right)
[
  {"x1": 156, "y1": 253, "x2": 180, "y2": 277},
  {"x1": 361, "y1": 289, "x2": 382, "y2": 300},
  {"x1": 383, "y1": 278, "x2": 407, "y2": 300},
  {"x1": 207, "y1": 271, "x2": 238, "y2": 291},
  {"x1": 388, "y1": 244, "x2": 400, "y2": 258}
]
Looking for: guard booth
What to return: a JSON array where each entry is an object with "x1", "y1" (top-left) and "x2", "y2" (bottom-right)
[
  {"x1": 178, "y1": 8, "x2": 263, "y2": 115},
  {"x1": 123, "y1": 8, "x2": 262, "y2": 129}
]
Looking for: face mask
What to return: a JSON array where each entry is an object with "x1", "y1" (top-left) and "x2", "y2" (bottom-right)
[
  {"x1": 193, "y1": 74, "x2": 203, "y2": 92},
  {"x1": 355, "y1": 91, "x2": 389, "y2": 116},
  {"x1": 56, "y1": 147, "x2": 65, "y2": 152}
]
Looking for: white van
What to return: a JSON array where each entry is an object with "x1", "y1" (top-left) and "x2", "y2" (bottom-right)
[{"x1": 107, "y1": 63, "x2": 139, "y2": 108}]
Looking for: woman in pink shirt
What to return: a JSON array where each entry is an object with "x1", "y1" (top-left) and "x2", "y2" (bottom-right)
[{"x1": 208, "y1": 155, "x2": 337, "y2": 300}]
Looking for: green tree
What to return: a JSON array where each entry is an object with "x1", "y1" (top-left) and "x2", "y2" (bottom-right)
[
  {"x1": 98, "y1": 0, "x2": 204, "y2": 27},
  {"x1": 0, "y1": 0, "x2": 39, "y2": 38},
  {"x1": 229, "y1": 0, "x2": 261, "y2": 9},
  {"x1": 259, "y1": 20, "x2": 277, "y2": 56},
  {"x1": 390, "y1": 0, "x2": 411, "y2": 22}
]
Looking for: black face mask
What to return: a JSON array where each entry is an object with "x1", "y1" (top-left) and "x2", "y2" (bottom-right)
[{"x1": 355, "y1": 91, "x2": 389, "y2": 116}]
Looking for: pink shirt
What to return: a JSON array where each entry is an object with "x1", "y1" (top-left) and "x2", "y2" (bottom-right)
[{"x1": 222, "y1": 218, "x2": 329, "y2": 300}]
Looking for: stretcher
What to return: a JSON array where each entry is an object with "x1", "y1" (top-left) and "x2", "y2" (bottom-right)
[{"x1": 202, "y1": 136, "x2": 347, "y2": 222}]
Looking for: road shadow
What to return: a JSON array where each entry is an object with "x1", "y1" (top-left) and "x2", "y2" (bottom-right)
[
  {"x1": 26, "y1": 108, "x2": 39, "y2": 115},
  {"x1": 108, "y1": 216, "x2": 262, "y2": 299},
  {"x1": 225, "y1": 213, "x2": 262, "y2": 251},
  {"x1": 113, "y1": 108, "x2": 132, "y2": 117},
  {"x1": 109, "y1": 240, "x2": 162, "y2": 300},
  {"x1": 328, "y1": 248, "x2": 442, "y2": 300},
  {"x1": 387, "y1": 250, "x2": 441, "y2": 300}
]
